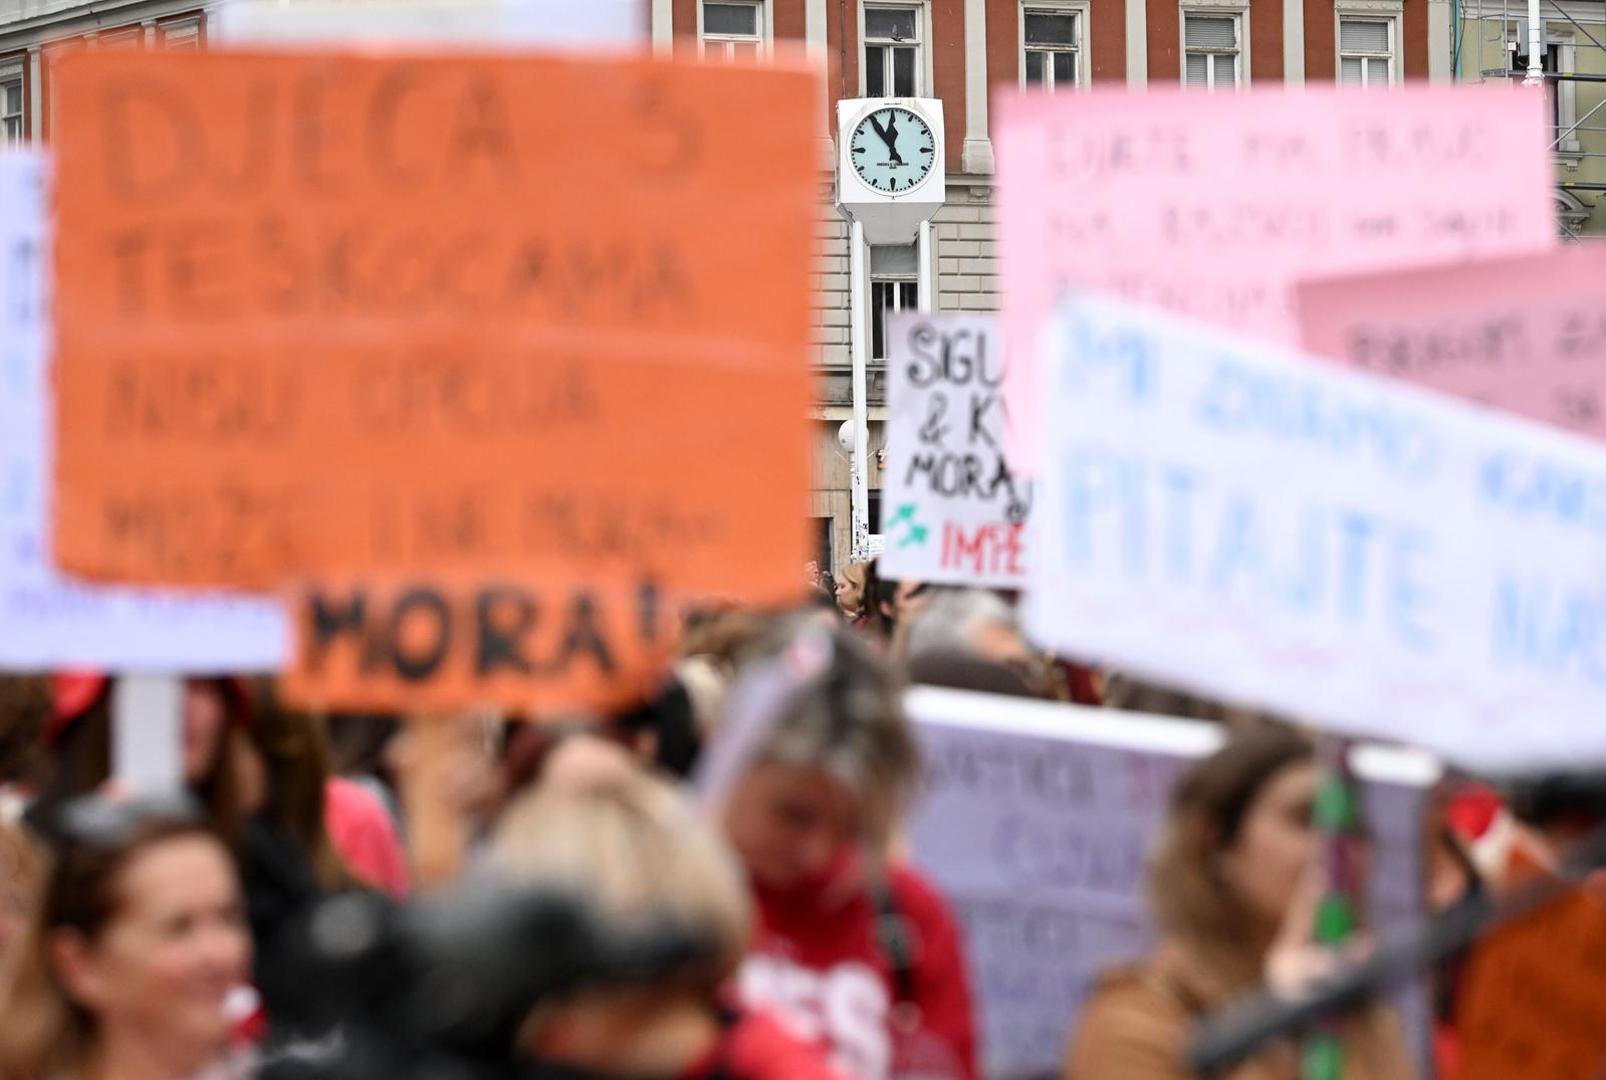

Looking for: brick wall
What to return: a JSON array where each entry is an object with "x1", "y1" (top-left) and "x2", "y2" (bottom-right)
[
  {"x1": 811, "y1": 202, "x2": 852, "y2": 368},
  {"x1": 932, "y1": 195, "x2": 999, "y2": 312}
]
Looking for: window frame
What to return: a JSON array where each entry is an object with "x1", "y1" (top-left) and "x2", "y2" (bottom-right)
[
  {"x1": 1178, "y1": 7, "x2": 1248, "y2": 89},
  {"x1": 1019, "y1": 1, "x2": 1091, "y2": 91},
  {"x1": 698, "y1": 0, "x2": 770, "y2": 62},
  {"x1": 860, "y1": 1, "x2": 931, "y2": 98},
  {"x1": 1509, "y1": 30, "x2": 1582, "y2": 157},
  {"x1": 1334, "y1": 5, "x2": 1402, "y2": 88},
  {"x1": 156, "y1": 14, "x2": 206, "y2": 52},
  {"x1": 0, "y1": 56, "x2": 24, "y2": 145},
  {"x1": 868, "y1": 244, "x2": 921, "y2": 364}
]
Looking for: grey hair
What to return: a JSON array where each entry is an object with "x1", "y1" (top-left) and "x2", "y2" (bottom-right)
[
  {"x1": 904, "y1": 588, "x2": 1019, "y2": 660},
  {"x1": 739, "y1": 620, "x2": 920, "y2": 846}
]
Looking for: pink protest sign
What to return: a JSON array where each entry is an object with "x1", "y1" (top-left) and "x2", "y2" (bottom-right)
[
  {"x1": 998, "y1": 84, "x2": 1557, "y2": 459},
  {"x1": 1297, "y1": 247, "x2": 1606, "y2": 438}
]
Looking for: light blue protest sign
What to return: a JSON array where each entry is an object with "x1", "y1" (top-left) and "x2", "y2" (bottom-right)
[
  {"x1": 0, "y1": 152, "x2": 285, "y2": 672},
  {"x1": 1027, "y1": 294, "x2": 1606, "y2": 772}
]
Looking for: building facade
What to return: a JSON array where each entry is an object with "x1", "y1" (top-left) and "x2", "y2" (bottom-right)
[
  {"x1": 1454, "y1": 0, "x2": 1606, "y2": 237},
  {"x1": 645, "y1": 0, "x2": 1466, "y2": 567},
  {"x1": 3, "y1": 0, "x2": 1597, "y2": 570}
]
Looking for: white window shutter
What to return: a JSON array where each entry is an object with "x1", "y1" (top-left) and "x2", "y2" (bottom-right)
[
  {"x1": 1185, "y1": 15, "x2": 1237, "y2": 48},
  {"x1": 1339, "y1": 19, "x2": 1389, "y2": 53}
]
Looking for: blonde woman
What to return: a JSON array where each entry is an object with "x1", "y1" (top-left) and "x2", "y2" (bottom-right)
[
  {"x1": 490, "y1": 771, "x2": 843, "y2": 1080},
  {"x1": 833, "y1": 563, "x2": 868, "y2": 624}
]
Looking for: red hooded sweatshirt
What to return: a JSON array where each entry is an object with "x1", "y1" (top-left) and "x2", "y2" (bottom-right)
[
  {"x1": 679, "y1": 1010, "x2": 850, "y2": 1080},
  {"x1": 735, "y1": 857, "x2": 978, "y2": 1080}
]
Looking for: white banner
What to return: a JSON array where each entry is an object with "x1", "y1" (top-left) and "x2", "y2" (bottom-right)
[
  {"x1": 903, "y1": 686, "x2": 1437, "y2": 1080},
  {"x1": 1027, "y1": 294, "x2": 1606, "y2": 773},
  {"x1": 0, "y1": 152, "x2": 285, "y2": 672},
  {"x1": 214, "y1": 0, "x2": 643, "y2": 48},
  {"x1": 881, "y1": 313, "x2": 1030, "y2": 587}
]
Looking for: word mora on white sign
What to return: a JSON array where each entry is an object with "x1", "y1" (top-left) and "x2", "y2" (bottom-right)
[
  {"x1": 1026, "y1": 295, "x2": 1606, "y2": 772},
  {"x1": 882, "y1": 313, "x2": 1031, "y2": 586}
]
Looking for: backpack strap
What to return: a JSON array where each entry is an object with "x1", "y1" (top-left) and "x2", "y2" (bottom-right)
[{"x1": 870, "y1": 876, "x2": 920, "y2": 1008}]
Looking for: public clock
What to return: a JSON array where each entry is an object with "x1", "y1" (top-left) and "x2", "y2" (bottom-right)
[{"x1": 848, "y1": 106, "x2": 937, "y2": 194}]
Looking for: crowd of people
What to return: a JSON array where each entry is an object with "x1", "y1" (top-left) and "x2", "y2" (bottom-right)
[{"x1": 0, "y1": 565, "x2": 1599, "y2": 1080}]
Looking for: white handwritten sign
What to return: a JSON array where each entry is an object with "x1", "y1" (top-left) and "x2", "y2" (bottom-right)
[
  {"x1": 997, "y1": 83, "x2": 1557, "y2": 460},
  {"x1": 903, "y1": 686, "x2": 1436, "y2": 1079},
  {"x1": 881, "y1": 313, "x2": 1030, "y2": 586},
  {"x1": 1026, "y1": 293, "x2": 1606, "y2": 772},
  {"x1": 214, "y1": 0, "x2": 643, "y2": 48},
  {"x1": 0, "y1": 152, "x2": 285, "y2": 672}
]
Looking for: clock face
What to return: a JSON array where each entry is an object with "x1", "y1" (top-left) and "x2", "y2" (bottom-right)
[{"x1": 849, "y1": 107, "x2": 936, "y2": 194}]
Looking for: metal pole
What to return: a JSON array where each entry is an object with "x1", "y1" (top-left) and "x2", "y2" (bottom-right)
[
  {"x1": 1552, "y1": 94, "x2": 1606, "y2": 148},
  {"x1": 917, "y1": 218, "x2": 934, "y2": 313},
  {"x1": 1301, "y1": 735, "x2": 1362, "y2": 1080},
  {"x1": 849, "y1": 218, "x2": 872, "y2": 562},
  {"x1": 113, "y1": 675, "x2": 185, "y2": 794},
  {"x1": 1524, "y1": 0, "x2": 1544, "y2": 84}
]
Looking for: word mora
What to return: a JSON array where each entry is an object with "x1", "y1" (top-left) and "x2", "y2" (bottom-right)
[{"x1": 296, "y1": 578, "x2": 667, "y2": 703}]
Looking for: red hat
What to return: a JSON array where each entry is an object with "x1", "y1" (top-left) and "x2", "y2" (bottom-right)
[{"x1": 47, "y1": 671, "x2": 110, "y2": 746}]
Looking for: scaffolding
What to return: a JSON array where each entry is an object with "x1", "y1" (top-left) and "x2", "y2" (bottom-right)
[{"x1": 1458, "y1": 0, "x2": 1606, "y2": 238}]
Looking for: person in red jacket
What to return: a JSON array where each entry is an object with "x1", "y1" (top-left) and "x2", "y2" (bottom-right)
[{"x1": 713, "y1": 620, "x2": 979, "y2": 1080}]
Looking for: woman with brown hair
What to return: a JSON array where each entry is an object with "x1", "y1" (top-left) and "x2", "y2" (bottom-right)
[
  {"x1": 26, "y1": 677, "x2": 362, "y2": 1040},
  {"x1": 29, "y1": 676, "x2": 258, "y2": 846},
  {"x1": 0, "y1": 796, "x2": 253, "y2": 1080},
  {"x1": 1065, "y1": 726, "x2": 1412, "y2": 1079},
  {"x1": 0, "y1": 817, "x2": 43, "y2": 975}
]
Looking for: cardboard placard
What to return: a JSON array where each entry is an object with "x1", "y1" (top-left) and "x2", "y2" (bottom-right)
[
  {"x1": 52, "y1": 52, "x2": 816, "y2": 615},
  {"x1": 0, "y1": 151, "x2": 285, "y2": 671},
  {"x1": 997, "y1": 84, "x2": 1557, "y2": 460},
  {"x1": 282, "y1": 571, "x2": 674, "y2": 713},
  {"x1": 902, "y1": 686, "x2": 1438, "y2": 1079},
  {"x1": 1297, "y1": 247, "x2": 1606, "y2": 438},
  {"x1": 880, "y1": 313, "x2": 1031, "y2": 587},
  {"x1": 1025, "y1": 294, "x2": 1606, "y2": 773}
]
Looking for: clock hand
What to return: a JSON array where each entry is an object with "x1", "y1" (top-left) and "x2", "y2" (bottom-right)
[{"x1": 882, "y1": 113, "x2": 906, "y2": 166}]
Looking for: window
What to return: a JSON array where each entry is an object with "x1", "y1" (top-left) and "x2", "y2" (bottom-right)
[
  {"x1": 870, "y1": 244, "x2": 919, "y2": 362},
  {"x1": 1023, "y1": 7, "x2": 1081, "y2": 90},
  {"x1": 93, "y1": 27, "x2": 145, "y2": 50},
  {"x1": 1338, "y1": 18, "x2": 1394, "y2": 86},
  {"x1": 1510, "y1": 41, "x2": 1563, "y2": 142},
  {"x1": 1183, "y1": 14, "x2": 1241, "y2": 89},
  {"x1": 864, "y1": 5, "x2": 921, "y2": 97},
  {"x1": 701, "y1": 2, "x2": 763, "y2": 61},
  {"x1": 158, "y1": 16, "x2": 204, "y2": 52},
  {"x1": 1, "y1": 75, "x2": 21, "y2": 145}
]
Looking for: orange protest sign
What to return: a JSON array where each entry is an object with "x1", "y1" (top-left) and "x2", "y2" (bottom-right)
[
  {"x1": 1456, "y1": 883, "x2": 1606, "y2": 1078},
  {"x1": 280, "y1": 571, "x2": 676, "y2": 714},
  {"x1": 51, "y1": 51, "x2": 816, "y2": 613}
]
